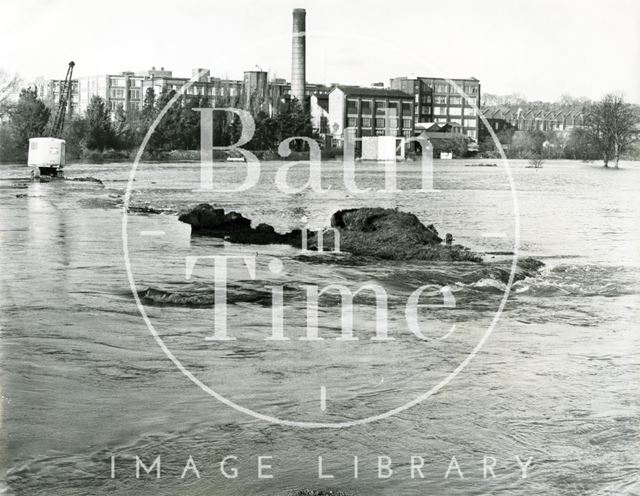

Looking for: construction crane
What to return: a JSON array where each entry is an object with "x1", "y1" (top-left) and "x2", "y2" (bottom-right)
[
  {"x1": 47, "y1": 61, "x2": 75, "y2": 138},
  {"x1": 28, "y1": 61, "x2": 75, "y2": 177}
]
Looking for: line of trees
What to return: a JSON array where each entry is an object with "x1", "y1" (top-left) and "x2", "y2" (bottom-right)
[
  {"x1": 480, "y1": 94, "x2": 639, "y2": 166},
  {"x1": 0, "y1": 82, "x2": 316, "y2": 162},
  {"x1": 1, "y1": 74, "x2": 637, "y2": 167}
]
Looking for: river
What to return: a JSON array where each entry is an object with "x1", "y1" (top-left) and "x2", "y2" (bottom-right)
[{"x1": 1, "y1": 158, "x2": 639, "y2": 495}]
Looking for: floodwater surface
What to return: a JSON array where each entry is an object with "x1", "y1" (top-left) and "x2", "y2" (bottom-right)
[{"x1": 1, "y1": 159, "x2": 639, "y2": 495}]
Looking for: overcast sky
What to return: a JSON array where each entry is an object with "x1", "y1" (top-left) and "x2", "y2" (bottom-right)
[{"x1": 1, "y1": 0, "x2": 639, "y2": 102}]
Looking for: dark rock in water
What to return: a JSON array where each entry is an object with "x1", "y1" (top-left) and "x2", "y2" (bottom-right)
[
  {"x1": 516, "y1": 256, "x2": 545, "y2": 273},
  {"x1": 177, "y1": 204, "x2": 545, "y2": 276},
  {"x1": 330, "y1": 207, "x2": 442, "y2": 243},
  {"x1": 65, "y1": 176, "x2": 105, "y2": 186},
  {"x1": 178, "y1": 204, "x2": 483, "y2": 262},
  {"x1": 128, "y1": 204, "x2": 175, "y2": 215},
  {"x1": 178, "y1": 203, "x2": 303, "y2": 245},
  {"x1": 255, "y1": 222, "x2": 276, "y2": 234},
  {"x1": 178, "y1": 203, "x2": 225, "y2": 228},
  {"x1": 142, "y1": 286, "x2": 216, "y2": 306},
  {"x1": 129, "y1": 205, "x2": 163, "y2": 214},
  {"x1": 174, "y1": 204, "x2": 546, "y2": 285},
  {"x1": 140, "y1": 284, "x2": 273, "y2": 307},
  {"x1": 317, "y1": 207, "x2": 480, "y2": 262}
]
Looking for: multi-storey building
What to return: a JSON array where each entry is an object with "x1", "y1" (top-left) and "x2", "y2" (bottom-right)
[
  {"x1": 327, "y1": 85, "x2": 415, "y2": 148},
  {"x1": 390, "y1": 76, "x2": 481, "y2": 141},
  {"x1": 37, "y1": 78, "x2": 80, "y2": 114},
  {"x1": 44, "y1": 66, "x2": 330, "y2": 122},
  {"x1": 74, "y1": 67, "x2": 246, "y2": 115},
  {"x1": 76, "y1": 72, "x2": 147, "y2": 114}
]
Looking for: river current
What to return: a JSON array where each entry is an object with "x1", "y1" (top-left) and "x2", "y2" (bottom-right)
[{"x1": 1, "y1": 159, "x2": 639, "y2": 495}]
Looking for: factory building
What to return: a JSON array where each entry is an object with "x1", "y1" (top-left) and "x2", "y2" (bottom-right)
[
  {"x1": 43, "y1": 67, "x2": 328, "y2": 120},
  {"x1": 390, "y1": 76, "x2": 481, "y2": 141},
  {"x1": 76, "y1": 73, "x2": 147, "y2": 114},
  {"x1": 327, "y1": 85, "x2": 415, "y2": 155},
  {"x1": 38, "y1": 7, "x2": 483, "y2": 157}
]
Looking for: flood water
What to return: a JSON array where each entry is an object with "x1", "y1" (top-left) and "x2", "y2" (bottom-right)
[{"x1": 1, "y1": 159, "x2": 639, "y2": 495}]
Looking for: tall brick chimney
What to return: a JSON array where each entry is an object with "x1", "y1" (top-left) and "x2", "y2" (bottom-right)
[{"x1": 291, "y1": 8, "x2": 306, "y2": 106}]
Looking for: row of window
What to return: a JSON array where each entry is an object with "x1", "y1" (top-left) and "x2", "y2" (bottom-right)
[
  {"x1": 432, "y1": 96, "x2": 478, "y2": 106},
  {"x1": 107, "y1": 84, "x2": 242, "y2": 99},
  {"x1": 184, "y1": 85, "x2": 240, "y2": 96},
  {"x1": 109, "y1": 89, "x2": 143, "y2": 100},
  {"x1": 368, "y1": 129, "x2": 412, "y2": 137},
  {"x1": 108, "y1": 77, "x2": 144, "y2": 88},
  {"x1": 433, "y1": 106, "x2": 478, "y2": 117},
  {"x1": 346, "y1": 99, "x2": 413, "y2": 117},
  {"x1": 347, "y1": 117, "x2": 413, "y2": 129},
  {"x1": 429, "y1": 83, "x2": 479, "y2": 95}
]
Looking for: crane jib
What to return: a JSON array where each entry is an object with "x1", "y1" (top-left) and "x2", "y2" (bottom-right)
[{"x1": 47, "y1": 61, "x2": 75, "y2": 139}]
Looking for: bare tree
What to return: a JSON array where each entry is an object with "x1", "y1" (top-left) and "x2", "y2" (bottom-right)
[
  {"x1": 528, "y1": 156, "x2": 544, "y2": 168},
  {"x1": 0, "y1": 69, "x2": 22, "y2": 108},
  {"x1": 584, "y1": 94, "x2": 638, "y2": 168},
  {"x1": 558, "y1": 94, "x2": 590, "y2": 107},
  {"x1": 482, "y1": 92, "x2": 527, "y2": 106}
]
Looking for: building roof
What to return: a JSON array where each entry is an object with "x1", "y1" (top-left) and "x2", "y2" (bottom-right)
[
  {"x1": 482, "y1": 104, "x2": 586, "y2": 121},
  {"x1": 415, "y1": 122, "x2": 442, "y2": 131},
  {"x1": 332, "y1": 85, "x2": 413, "y2": 99},
  {"x1": 392, "y1": 75, "x2": 481, "y2": 83},
  {"x1": 416, "y1": 122, "x2": 466, "y2": 134},
  {"x1": 417, "y1": 76, "x2": 480, "y2": 83}
]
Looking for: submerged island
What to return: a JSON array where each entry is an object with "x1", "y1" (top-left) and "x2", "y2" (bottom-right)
[{"x1": 178, "y1": 204, "x2": 544, "y2": 281}]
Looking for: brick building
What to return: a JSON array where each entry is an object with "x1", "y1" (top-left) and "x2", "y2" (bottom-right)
[
  {"x1": 327, "y1": 85, "x2": 415, "y2": 148},
  {"x1": 390, "y1": 76, "x2": 481, "y2": 141}
]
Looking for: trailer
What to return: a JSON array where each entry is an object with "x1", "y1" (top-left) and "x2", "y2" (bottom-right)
[
  {"x1": 361, "y1": 136, "x2": 406, "y2": 161},
  {"x1": 28, "y1": 138, "x2": 66, "y2": 177}
]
